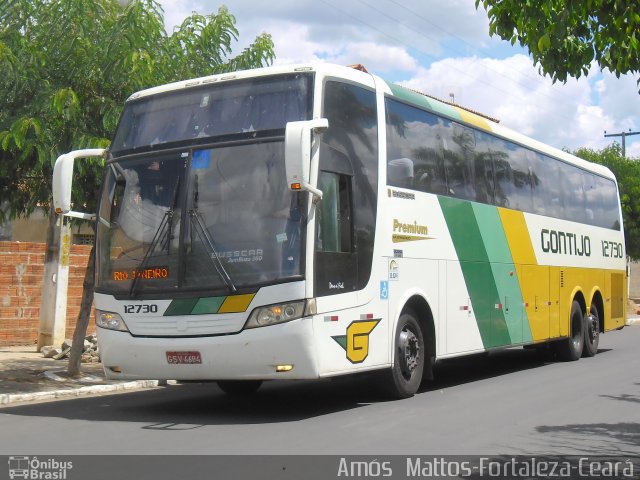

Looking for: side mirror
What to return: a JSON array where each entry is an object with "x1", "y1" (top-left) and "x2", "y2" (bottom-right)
[
  {"x1": 53, "y1": 148, "x2": 106, "y2": 220},
  {"x1": 285, "y1": 118, "x2": 329, "y2": 200}
]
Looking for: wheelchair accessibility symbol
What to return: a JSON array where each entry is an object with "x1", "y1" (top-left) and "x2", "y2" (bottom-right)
[{"x1": 380, "y1": 280, "x2": 389, "y2": 300}]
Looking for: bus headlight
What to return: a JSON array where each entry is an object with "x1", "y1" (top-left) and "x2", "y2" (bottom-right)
[
  {"x1": 245, "y1": 301, "x2": 306, "y2": 329},
  {"x1": 96, "y1": 310, "x2": 129, "y2": 332}
]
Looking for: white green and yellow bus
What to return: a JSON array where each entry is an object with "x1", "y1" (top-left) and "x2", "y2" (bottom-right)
[{"x1": 53, "y1": 63, "x2": 626, "y2": 398}]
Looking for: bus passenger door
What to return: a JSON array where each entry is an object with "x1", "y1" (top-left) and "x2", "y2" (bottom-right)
[{"x1": 314, "y1": 171, "x2": 357, "y2": 296}]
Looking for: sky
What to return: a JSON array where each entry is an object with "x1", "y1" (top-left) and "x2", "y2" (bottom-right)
[{"x1": 158, "y1": 0, "x2": 640, "y2": 157}]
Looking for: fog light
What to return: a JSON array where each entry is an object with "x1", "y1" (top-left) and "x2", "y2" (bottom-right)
[{"x1": 276, "y1": 364, "x2": 294, "y2": 372}]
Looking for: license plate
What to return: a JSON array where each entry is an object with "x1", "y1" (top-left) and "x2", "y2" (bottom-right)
[{"x1": 166, "y1": 351, "x2": 202, "y2": 364}]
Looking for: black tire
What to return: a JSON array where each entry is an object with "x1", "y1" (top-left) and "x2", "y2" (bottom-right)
[
  {"x1": 556, "y1": 300, "x2": 584, "y2": 361},
  {"x1": 383, "y1": 310, "x2": 425, "y2": 399},
  {"x1": 217, "y1": 380, "x2": 263, "y2": 395},
  {"x1": 582, "y1": 303, "x2": 600, "y2": 357}
]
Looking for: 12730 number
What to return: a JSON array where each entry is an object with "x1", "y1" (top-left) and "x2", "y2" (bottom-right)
[{"x1": 123, "y1": 304, "x2": 158, "y2": 314}]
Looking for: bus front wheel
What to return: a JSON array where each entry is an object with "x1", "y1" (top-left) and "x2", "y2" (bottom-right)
[
  {"x1": 556, "y1": 300, "x2": 584, "y2": 361},
  {"x1": 217, "y1": 380, "x2": 263, "y2": 396},
  {"x1": 383, "y1": 310, "x2": 424, "y2": 399}
]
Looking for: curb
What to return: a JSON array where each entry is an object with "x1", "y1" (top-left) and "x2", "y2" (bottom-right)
[
  {"x1": 626, "y1": 317, "x2": 640, "y2": 326},
  {"x1": 0, "y1": 379, "x2": 162, "y2": 406}
]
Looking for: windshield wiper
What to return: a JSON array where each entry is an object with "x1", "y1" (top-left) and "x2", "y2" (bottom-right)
[
  {"x1": 129, "y1": 178, "x2": 180, "y2": 298},
  {"x1": 188, "y1": 174, "x2": 237, "y2": 293}
]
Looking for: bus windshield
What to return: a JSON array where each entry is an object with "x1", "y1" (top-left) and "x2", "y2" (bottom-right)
[
  {"x1": 110, "y1": 73, "x2": 312, "y2": 154},
  {"x1": 96, "y1": 142, "x2": 306, "y2": 296},
  {"x1": 96, "y1": 72, "x2": 313, "y2": 296}
]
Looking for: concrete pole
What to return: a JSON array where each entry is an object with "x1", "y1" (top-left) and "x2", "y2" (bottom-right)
[{"x1": 37, "y1": 214, "x2": 71, "y2": 350}]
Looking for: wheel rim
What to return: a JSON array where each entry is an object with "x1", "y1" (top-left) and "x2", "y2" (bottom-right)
[{"x1": 399, "y1": 326, "x2": 420, "y2": 380}]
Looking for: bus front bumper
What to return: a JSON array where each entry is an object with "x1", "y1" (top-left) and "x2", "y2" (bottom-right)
[{"x1": 97, "y1": 318, "x2": 319, "y2": 381}]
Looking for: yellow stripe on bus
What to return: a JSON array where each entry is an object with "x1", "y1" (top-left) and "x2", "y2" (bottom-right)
[
  {"x1": 218, "y1": 293, "x2": 256, "y2": 313},
  {"x1": 497, "y1": 208, "x2": 552, "y2": 341},
  {"x1": 456, "y1": 108, "x2": 492, "y2": 132},
  {"x1": 497, "y1": 208, "x2": 537, "y2": 265}
]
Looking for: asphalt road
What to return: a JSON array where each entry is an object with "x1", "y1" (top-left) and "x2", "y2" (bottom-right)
[{"x1": 1, "y1": 326, "x2": 638, "y2": 456}]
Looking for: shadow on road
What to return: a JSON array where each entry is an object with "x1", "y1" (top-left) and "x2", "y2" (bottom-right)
[
  {"x1": 534, "y1": 421, "x2": 640, "y2": 457},
  {"x1": 0, "y1": 346, "x2": 612, "y2": 427}
]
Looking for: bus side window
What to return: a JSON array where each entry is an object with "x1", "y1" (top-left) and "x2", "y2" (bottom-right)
[
  {"x1": 596, "y1": 176, "x2": 620, "y2": 230},
  {"x1": 582, "y1": 170, "x2": 597, "y2": 224},
  {"x1": 492, "y1": 152, "x2": 513, "y2": 208},
  {"x1": 507, "y1": 145, "x2": 533, "y2": 212},
  {"x1": 385, "y1": 98, "x2": 446, "y2": 195},
  {"x1": 387, "y1": 158, "x2": 415, "y2": 188},
  {"x1": 530, "y1": 151, "x2": 563, "y2": 218},
  {"x1": 442, "y1": 122, "x2": 476, "y2": 201},
  {"x1": 316, "y1": 171, "x2": 352, "y2": 253},
  {"x1": 560, "y1": 161, "x2": 587, "y2": 224}
]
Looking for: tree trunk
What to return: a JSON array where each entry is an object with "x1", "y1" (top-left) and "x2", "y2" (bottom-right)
[{"x1": 67, "y1": 242, "x2": 95, "y2": 377}]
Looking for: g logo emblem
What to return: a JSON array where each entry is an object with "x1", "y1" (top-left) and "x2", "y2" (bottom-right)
[{"x1": 333, "y1": 319, "x2": 380, "y2": 364}]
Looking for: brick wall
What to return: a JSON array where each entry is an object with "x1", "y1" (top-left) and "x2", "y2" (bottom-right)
[{"x1": 0, "y1": 241, "x2": 96, "y2": 346}]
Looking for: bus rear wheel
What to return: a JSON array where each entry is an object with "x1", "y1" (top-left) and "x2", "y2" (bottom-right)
[
  {"x1": 582, "y1": 303, "x2": 600, "y2": 357},
  {"x1": 217, "y1": 380, "x2": 263, "y2": 395},
  {"x1": 383, "y1": 310, "x2": 424, "y2": 399},
  {"x1": 556, "y1": 300, "x2": 584, "y2": 361}
]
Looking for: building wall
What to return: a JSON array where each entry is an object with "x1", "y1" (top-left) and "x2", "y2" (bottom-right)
[
  {"x1": 0, "y1": 241, "x2": 95, "y2": 346},
  {"x1": 0, "y1": 207, "x2": 95, "y2": 244},
  {"x1": 629, "y1": 260, "x2": 640, "y2": 300}
]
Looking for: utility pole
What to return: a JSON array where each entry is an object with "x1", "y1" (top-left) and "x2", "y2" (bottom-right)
[
  {"x1": 604, "y1": 129, "x2": 640, "y2": 157},
  {"x1": 37, "y1": 212, "x2": 71, "y2": 351}
]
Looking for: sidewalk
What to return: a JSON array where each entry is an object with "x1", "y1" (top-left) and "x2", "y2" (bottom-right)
[
  {"x1": 0, "y1": 345, "x2": 164, "y2": 406},
  {"x1": 2, "y1": 319, "x2": 639, "y2": 406}
]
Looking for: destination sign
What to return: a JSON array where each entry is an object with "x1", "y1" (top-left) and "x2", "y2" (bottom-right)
[{"x1": 113, "y1": 267, "x2": 169, "y2": 281}]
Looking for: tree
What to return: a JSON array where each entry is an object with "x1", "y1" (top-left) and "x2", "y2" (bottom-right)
[
  {"x1": 475, "y1": 0, "x2": 640, "y2": 88},
  {"x1": 573, "y1": 144, "x2": 640, "y2": 259},
  {"x1": 0, "y1": 0, "x2": 275, "y2": 375}
]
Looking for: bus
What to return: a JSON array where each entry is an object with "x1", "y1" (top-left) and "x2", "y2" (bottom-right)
[{"x1": 53, "y1": 63, "x2": 627, "y2": 399}]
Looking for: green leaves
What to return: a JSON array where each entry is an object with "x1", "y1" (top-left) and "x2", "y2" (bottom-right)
[
  {"x1": 476, "y1": 0, "x2": 640, "y2": 85},
  {"x1": 0, "y1": 0, "x2": 275, "y2": 220},
  {"x1": 53, "y1": 88, "x2": 80, "y2": 120},
  {"x1": 537, "y1": 33, "x2": 551, "y2": 52}
]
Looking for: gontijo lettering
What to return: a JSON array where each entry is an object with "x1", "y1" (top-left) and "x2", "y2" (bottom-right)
[{"x1": 540, "y1": 229, "x2": 591, "y2": 256}]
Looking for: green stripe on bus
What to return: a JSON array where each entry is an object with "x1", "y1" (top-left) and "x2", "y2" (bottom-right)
[
  {"x1": 164, "y1": 296, "x2": 226, "y2": 316},
  {"x1": 439, "y1": 197, "x2": 511, "y2": 348},
  {"x1": 472, "y1": 203, "x2": 532, "y2": 344},
  {"x1": 192, "y1": 296, "x2": 226, "y2": 315},
  {"x1": 164, "y1": 293, "x2": 256, "y2": 316},
  {"x1": 388, "y1": 83, "x2": 462, "y2": 122}
]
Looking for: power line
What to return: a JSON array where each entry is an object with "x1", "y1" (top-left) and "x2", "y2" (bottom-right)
[
  {"x1": 316, "y1": 0, "x2": 540, "y2": 102},
  {"x1": 317, "y1": 0, "x2": 581, "y2": 126},
  {"x1": 371, "y1": 0, "x2": 593, "y2": 115}
]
